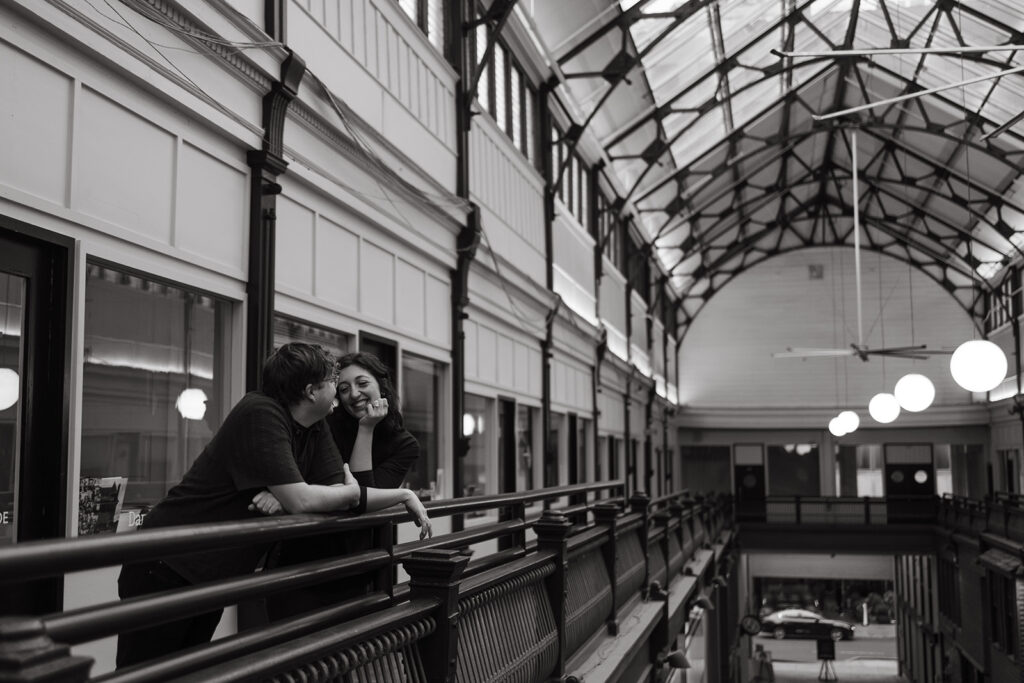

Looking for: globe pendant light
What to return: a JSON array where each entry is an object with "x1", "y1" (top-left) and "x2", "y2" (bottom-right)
[
  {"x1": 949, "y1": 339, "x2": 1007, "y2": 393},
  {"x1": 868, "y1": 392, "x2": 900, "y2": 424},
  {"x1": 837, "y1": 410, "x2": 860, "y2": 434},
  {"x1": 828, "y1": 416, "x2": 847, "y2": 437},
  {"x1": 0, "y1": 368, "x2": 18, "y2": 411},
  {"x1": 894, "y1": 373, "x2": 935, "y2": 412}
]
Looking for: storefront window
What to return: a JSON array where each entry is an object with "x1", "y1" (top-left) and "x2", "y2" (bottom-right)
[
  {"x1": 403, "y1": 353, "x2": 443, "y2": 499},
  {"x1": 516, "y1": 405, "x2": 536, "y2": 495},
  {"x1": 767, "y1": 443, "x2": 820, "y2": 496},
  {"x1": 462, "y1": 393, "x2": 492, "y2": 498},
  {"x1": 79, "y1": 264, "x2": 231, "y2": 535},
  {"x1": 836, "y1": 444, "x2": 883, "y2": 497},
  {"x1": 0, "y1": 273, "x2": 25, "y2": 546},
  {"x1": 273, "y1": 315, "x2": 349, "y2": 358}
]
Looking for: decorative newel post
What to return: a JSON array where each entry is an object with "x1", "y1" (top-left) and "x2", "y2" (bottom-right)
[
  {"x1": 535, "y1": 509, "x2": 573, "y2": 681},
  {"x1": 669, "y1": 500, "x2": 685, "y2": 568},
  {"x1": 593, "y1": 501, "x2": 621, "y2": 635},
  {"x1": 0, "y1": 618, "x2": 91, "y2": 682},
  {"x1": 630, "y1": 491, "x2": 651, "y2": 598},
  {"x1": 405, "y1": 549, "x2": 471, "y2": 683}
]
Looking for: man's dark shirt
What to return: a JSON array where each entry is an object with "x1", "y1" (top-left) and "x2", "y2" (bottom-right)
[{"x1": 141, "y1": 391, "x2": 345, "y2": 583}]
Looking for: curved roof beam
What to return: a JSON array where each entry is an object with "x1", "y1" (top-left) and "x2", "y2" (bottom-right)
[{"x1": 662, "y1": 155, "x2": 1020, "y2": 264}]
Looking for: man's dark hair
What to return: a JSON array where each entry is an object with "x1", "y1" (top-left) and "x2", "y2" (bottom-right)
[
  {"x1": 337, "y1": 352, "x2": 404, "y2": 431},
  {"x1": 263, "y1": 343, "x2": 337, "y2": 406}
]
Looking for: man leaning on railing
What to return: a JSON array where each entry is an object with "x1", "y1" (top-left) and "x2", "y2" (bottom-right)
[{"x1": 115, "y1": 342, "x2": 432, "y2": 669}]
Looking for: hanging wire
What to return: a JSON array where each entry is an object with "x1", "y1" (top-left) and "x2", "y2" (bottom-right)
[{"x1": 878, "y1": 250, "x2": 887, "y2": 389}]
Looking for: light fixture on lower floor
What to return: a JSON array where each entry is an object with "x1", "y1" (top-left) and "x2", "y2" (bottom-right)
[
  {"x1": 894, "y1": 373, "x2": 935, "y2": 411},
  {"x1": 949, "y1": 339, "x2": 1007, "y2": 392},
  {"x1": 868, "y1": 392, "x2": 900, "y2": 423},
  {"x1": 175, "y1": 387, "x2": 208, "y2": 420},
  {"x1": 0, "y1": 368, "x2": 18, "y2": 411}
]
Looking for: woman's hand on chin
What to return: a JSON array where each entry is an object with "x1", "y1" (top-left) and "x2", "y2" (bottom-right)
[{"x1": 358, "y1": 397, "x2": 389, "y2": 428}]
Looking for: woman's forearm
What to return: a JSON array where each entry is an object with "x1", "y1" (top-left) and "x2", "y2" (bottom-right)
[
  {"x1": 348, "y1": 424, "x2": 375, "y2": 473},
  {"x1": 363, "y1": 486, "x2": 412, "y2": 512}
]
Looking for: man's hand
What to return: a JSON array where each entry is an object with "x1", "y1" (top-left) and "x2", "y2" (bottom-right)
[
  {"x1": 402, "y1": 489, "x2": 432, "y2": 540},
  {"x1": 249, "y1": 489, "x2": 283, "y2": 515}
]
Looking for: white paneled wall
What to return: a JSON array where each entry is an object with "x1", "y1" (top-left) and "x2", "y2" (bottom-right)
[
  {"x1": 289, "y1": 0, "x2": 457, "y2": 189},
  {"x1": 0, "y1": 36, "x2": 249, "y2": 279},
  {"x1": 469, "y1": 119, "x2": 546, "y2": 285},
  {"x1": 601, "y1": 263, "x2": 628, "y2": 361},
  {"x1": 552, "y1": 214, "x2": 596, "y2": 323},
  {"x1": 599, "y1": 389, "x2": 626, "y2": 435},
  {"x1": 551, "y1": 350, "x2": 593, "y2": 416},
  {"x1": 630, "y1": 291, "x2": 650, "y2": 375},
  {"x1": 464, "y1": 316, "x2": 542, "y2": 398},
  {"x1": 679, "y1": 247, "x2": 976, "y2": 408},
  {"x1": 275, "y1": 179, "x2": 451, "y2": 348}
]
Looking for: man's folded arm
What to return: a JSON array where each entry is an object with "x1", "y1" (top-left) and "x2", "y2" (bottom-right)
[
  {"x1": 268, "y1": 481, "x2": 361, "y2": 514},
  {"x1": 267, "y1": 482, "x2": 416, "y2": 514}
]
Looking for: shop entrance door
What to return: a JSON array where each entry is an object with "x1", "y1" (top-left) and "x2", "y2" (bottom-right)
[{"x1": 0, "y1": 219, "x2": 71, "y2": 615}]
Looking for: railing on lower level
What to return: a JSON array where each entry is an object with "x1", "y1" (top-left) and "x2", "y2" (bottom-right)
[
  {"x1": 737, "y1": 492, "x2": 1024, "y2": 542},
  {"x1": 0, "y1": 485, "x2": 736, "y2": 683}
]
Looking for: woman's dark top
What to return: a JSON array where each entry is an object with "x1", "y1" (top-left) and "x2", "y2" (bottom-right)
[{"x1": 270, "y1": 413, "x2": 419, "y2": 568}]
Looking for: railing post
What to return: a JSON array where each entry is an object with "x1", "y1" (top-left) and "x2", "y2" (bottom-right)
[
  {"x1": 864, "y1": 496, "x2": 871, "y2": 525},
  {"x1": 498, "y1": 500, "x2": 528, "y2": 551},
  {"x1": 654, "y1": 509, "x2": 671, "y2": 586},
  {"x1": 670, "y1": 499, "x2": 685, "y2": 563},
  {"x1": 535, "y1": 509, "x2": 573, "y2": 682},
  {"x1": 405, "y1": 549, "x2": 471, "y2": 683},
  {"x1": 630, "y1": 491, "x2": 651, "y2": 599},
  {"x1": 0, "y1": 618, "x2": 92, "y2": 682},
  {"x1": 593, "y1": 501, "x2": 621, "y2": 635},
  {"x1": 794, "y1": 495, "x2": 801, "y2": 524}
]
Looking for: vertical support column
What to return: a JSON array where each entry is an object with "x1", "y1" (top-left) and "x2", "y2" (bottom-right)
[
  {"x1": 536, "y1": 510, "x2": 573, "y2": 681},
  {"x1": 245, "y1": 51, "x2": 305, "y2": 391},
  {"x1": 0, "y1": 618, "x2": 92, "y2": 682},
  {"x1": 630, "y1": 491, "x2": 651, "y2": 599},
  {"x1": 539, "y1": 81, "x2": 556, "y2": 494},
  {"x1": 593, "y1": 501, "x2": 621, "y2": 635},
  {"x1": 405, "y1": 549, "x2": 471, "y2": 683},
  {"x1": 448, "y1": 0, "x2": 480, "y2": 530},
  {"x1": 451, "y1": 208, "x2": 481, "y2": 525}
]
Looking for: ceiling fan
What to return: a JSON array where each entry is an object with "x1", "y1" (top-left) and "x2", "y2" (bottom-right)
[{"x1": 773, "y1": 130, "x2": 952, "y2": 363}]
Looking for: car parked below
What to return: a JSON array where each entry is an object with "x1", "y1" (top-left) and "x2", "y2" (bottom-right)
[{"x1": 760, "y1": 609, "x2": 856, "y2": 641}]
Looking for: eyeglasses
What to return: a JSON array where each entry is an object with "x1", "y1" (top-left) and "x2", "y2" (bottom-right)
[{"x1": 323, "y1": 365, "x2": 341, "y2": 385}]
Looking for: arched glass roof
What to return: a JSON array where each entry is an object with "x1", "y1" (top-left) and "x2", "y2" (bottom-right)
[{"x1": 526, "y1": 0, "x2": 1024, "y2": 338}]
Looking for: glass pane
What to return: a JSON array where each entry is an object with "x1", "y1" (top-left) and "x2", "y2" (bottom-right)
[
  {"x1": 767, "y1": 444, "x2": 820, "y2": 496},
  {"x1": 494, "y1": 44, "x2": 507, "y2": 133},
  {"x1": 516, "y1": 405, "x2": 534, "y2": 494},
  {"x1": 462, "y1": 393, "x2": 491, "y2": 498},
  {"x1": 0, "y1": 273, "x2": 26, "y2": 546},
  {"x1": 273, "y1": 315, "x2": 349, "y2": 358},
  {"x1": 427, "y1": 0, "x2": 445, "y2": 52},
  {"x1": 399, "y1": 0, "x2": 417, "y2": 24},
  {"x1": 510, "y1": 67, "x2": 522, "y2": 149},
  {"x1": 476, "y1": 24, "x2": 489, "y2": 114},
  {"x1": 79, "y1": 264, "x2": 230, "y2": 535},
  {"x1": 403, "y1": 353, "x2": 443, "y2": 499},
  {"x1": 524, "y1": 86, "x2": 535, "y2": 161},
  {"x1": 546, "y1": 413, "x2": 563, "y2": 488}
]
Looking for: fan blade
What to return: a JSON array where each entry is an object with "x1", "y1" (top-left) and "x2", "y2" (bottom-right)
[
  {"x1": 863, "y1": 345, "x2": 954, "y2": 356},
  {"x1": 773, "y1": 347, "x2": 856, "y2": 358}
]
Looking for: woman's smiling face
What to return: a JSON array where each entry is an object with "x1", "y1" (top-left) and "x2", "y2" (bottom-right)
[{"x1": 337, "y1": 363, "x2": 382, "y2": 419}]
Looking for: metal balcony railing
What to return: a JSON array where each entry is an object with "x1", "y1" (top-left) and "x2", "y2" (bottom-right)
[{"x1": 0, "y1": 484, "x2": 736, "y2": 683}]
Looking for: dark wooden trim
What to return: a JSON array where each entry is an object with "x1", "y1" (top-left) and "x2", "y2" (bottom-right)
[{"x1": 0, "y1": 215, "x2": 73, "y2": 615}]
